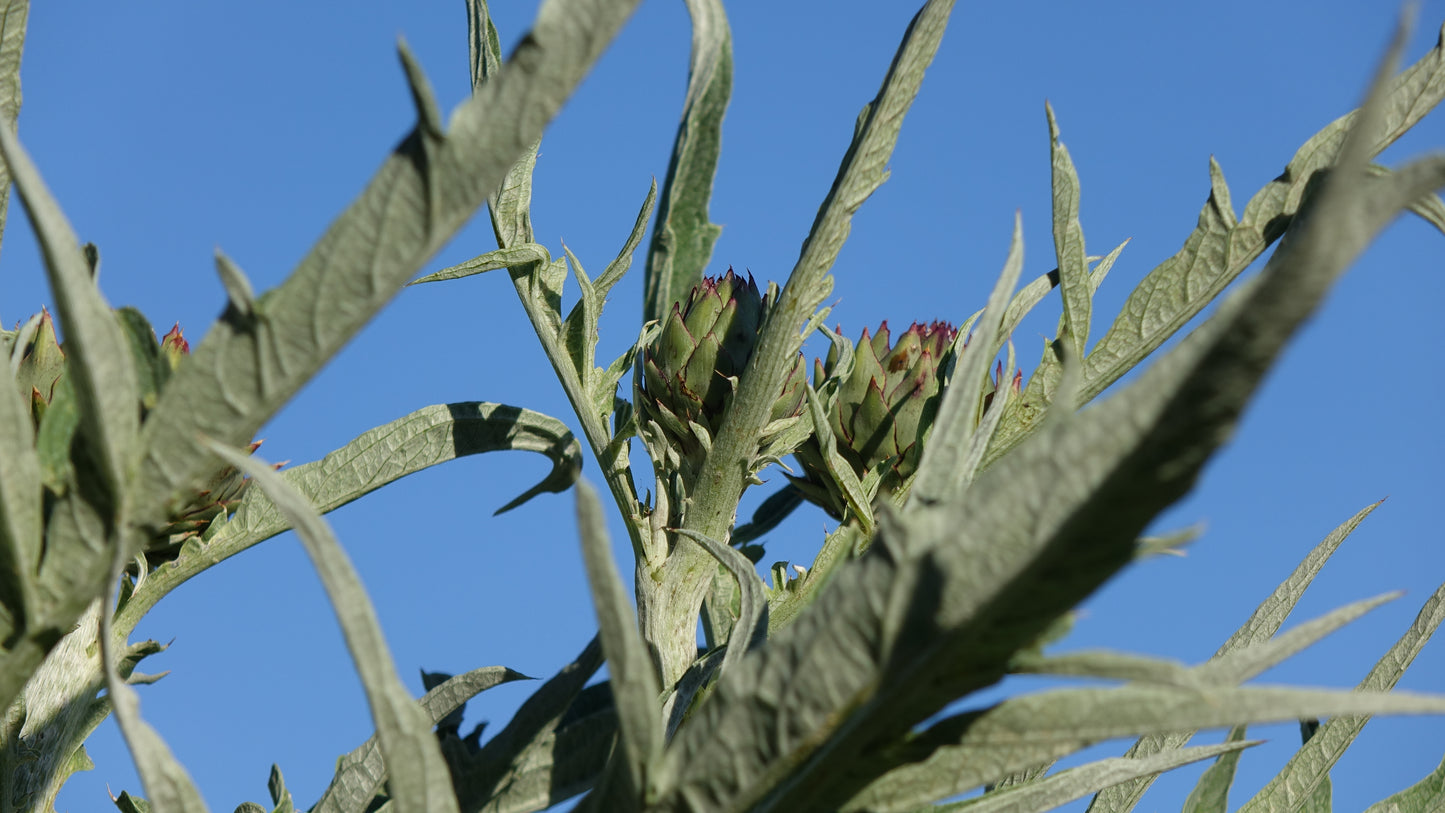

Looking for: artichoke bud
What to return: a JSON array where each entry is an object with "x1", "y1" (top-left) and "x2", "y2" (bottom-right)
[
  {"x1": 639, "y1": 268, "x2": 806, "y2": 483},
  {"x1": 793, "y1": 320, "x2": 957, "y2": 519}
]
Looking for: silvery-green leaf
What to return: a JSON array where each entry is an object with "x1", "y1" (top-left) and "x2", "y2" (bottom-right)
[
  {"x1": 0, "y1": 333, "x2": 39, "y2": 629},
  {"x1": 938, "y1": 740, "x2": 1258, "y2": 813},
  {"x1": 673, "y1": 528, "x2": 768, "y2": 672},
  {"x1": 842, "y1": 685, "x2": 1445, "y2": 813},
  {"x1": 411, "y1": 243, "x2": 552, "y2": 284},
  {"x1": 1088, "y1": 500, "x2": 1383, "y2": 813},
  {"x1": 1240, "y1": 580, "x2": 1445, "y2": 813},
  {"x1": 207, "y1": 440, "x2": 459, "y2": 813},
  {"x1": 115, "y1": 402, "x2": 581, "y2": 639},
  {"x1": 643, "y1": 0, "x2": 730, "y2": 323}
]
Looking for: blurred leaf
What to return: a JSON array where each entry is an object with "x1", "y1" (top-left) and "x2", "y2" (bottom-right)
[
  {"x1": 1240, "y1": 579, "x2": 1445, "y2": 813},
  {"x1": 1180, "y1": 725, "x2": 1249, "y2": 813},
  {"x1": 130, "y1": 0, "x2": 643, "y2": 571},
  {"x1": 0, "y1": 0, "x2": 27, "y2": 258},
  {"x1": 116, "y1": 402, "x2": 580, "y2": 638},
  {"x1": 844, "y1": 685, "x2": 1445, "y2": 813},
  {"x1": 1087, "y1": 505, "x2": 1385, "y2": 813},
  {"x1": 938, "y1": 740, "x2": 1258, "y2": 813},
  {"x1": 643, "y1": 0, "x2": 731, "y2": 323},
  {"x1": 208, "y1": 441, "x2": 459, "y2": 813},
  {"x1": 0, "y1": 124, "x2": 138, "y2": 506},
  {"x1": 312, "y1": 666, "x2": 529, "y2": 813},
  {"x1": 1363, "y1": 752, "x2": 1445, "y2": 813},
  {"x1": 575, "y1": 481, "x2": 660, "y2": 801}
]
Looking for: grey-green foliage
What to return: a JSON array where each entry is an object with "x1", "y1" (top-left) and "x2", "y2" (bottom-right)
[{"x1": 1, "y1": 1, "x2": 1443, "y2": 813}]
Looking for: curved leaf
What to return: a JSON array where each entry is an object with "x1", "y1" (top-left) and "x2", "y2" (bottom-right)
[
  {"x1": 115, "y1": 401, "x2": 580, "y2": 638},
  {"x1": 0, "y1": 0, "x2": 27, "y2": 255}
]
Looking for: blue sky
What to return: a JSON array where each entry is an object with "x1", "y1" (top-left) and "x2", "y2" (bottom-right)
[{"x1": 4, "y1": 1, "x2": 1442, "y2": 810}]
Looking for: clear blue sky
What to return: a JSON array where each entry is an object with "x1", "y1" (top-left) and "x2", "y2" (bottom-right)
[{"x1": 3, "y1": 1, "x2": 1441, "y2": 810}]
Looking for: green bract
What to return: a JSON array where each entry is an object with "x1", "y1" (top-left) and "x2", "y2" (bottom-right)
[
  {"x1": 794, "y1": 320, "x2": 956, "y2": 518},
  {"x1": 639, "y1": 268, "x2": 806, "y2": 479}
]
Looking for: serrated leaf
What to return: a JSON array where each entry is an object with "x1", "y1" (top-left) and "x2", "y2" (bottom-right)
[
  {"x1": 1364, "y1": 752, "x2": 1445, "y2": 813},
  {"x1": 207, "y1": 440, "x2": 459, "y2": 813},
  {"x1": 116, "y1": 402, "x2": 581, "y2": 638},
  {"x1": 575, "y1": 481, "x2": 660, "y2": 802},
  {"x1": 1088, "y1": 500, "x2": 1384, "y2": 813},
  {"x1": 842, "y1": 685, "x2": 1445, "y2": 813},
  {"x1": 939, "y1": 740, "x2": 1259, "y2": 813},
  {"x1": 643, "y1": 0, "x2": 730, "y2": 323},
  {"x1": 129, "y1": 0, "x2": 643, "y2": 581},
  {"x1": 311, "y1": 666, "x2": 529, "y2": 813},
  {"x1": 1240, "y1": 579, "x2": 1445, "y2": 813}
]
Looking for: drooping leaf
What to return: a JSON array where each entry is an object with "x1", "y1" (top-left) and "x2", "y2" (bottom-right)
[
  {"x1": 207, "y1": 440, "x2": 459, "y2": 813},
  {"x1": 643, "y1": 0, "x2": 731, "y2": 324},
  {"x1": 115, "y1": 402, "x2": 581, "y2": 638}
]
